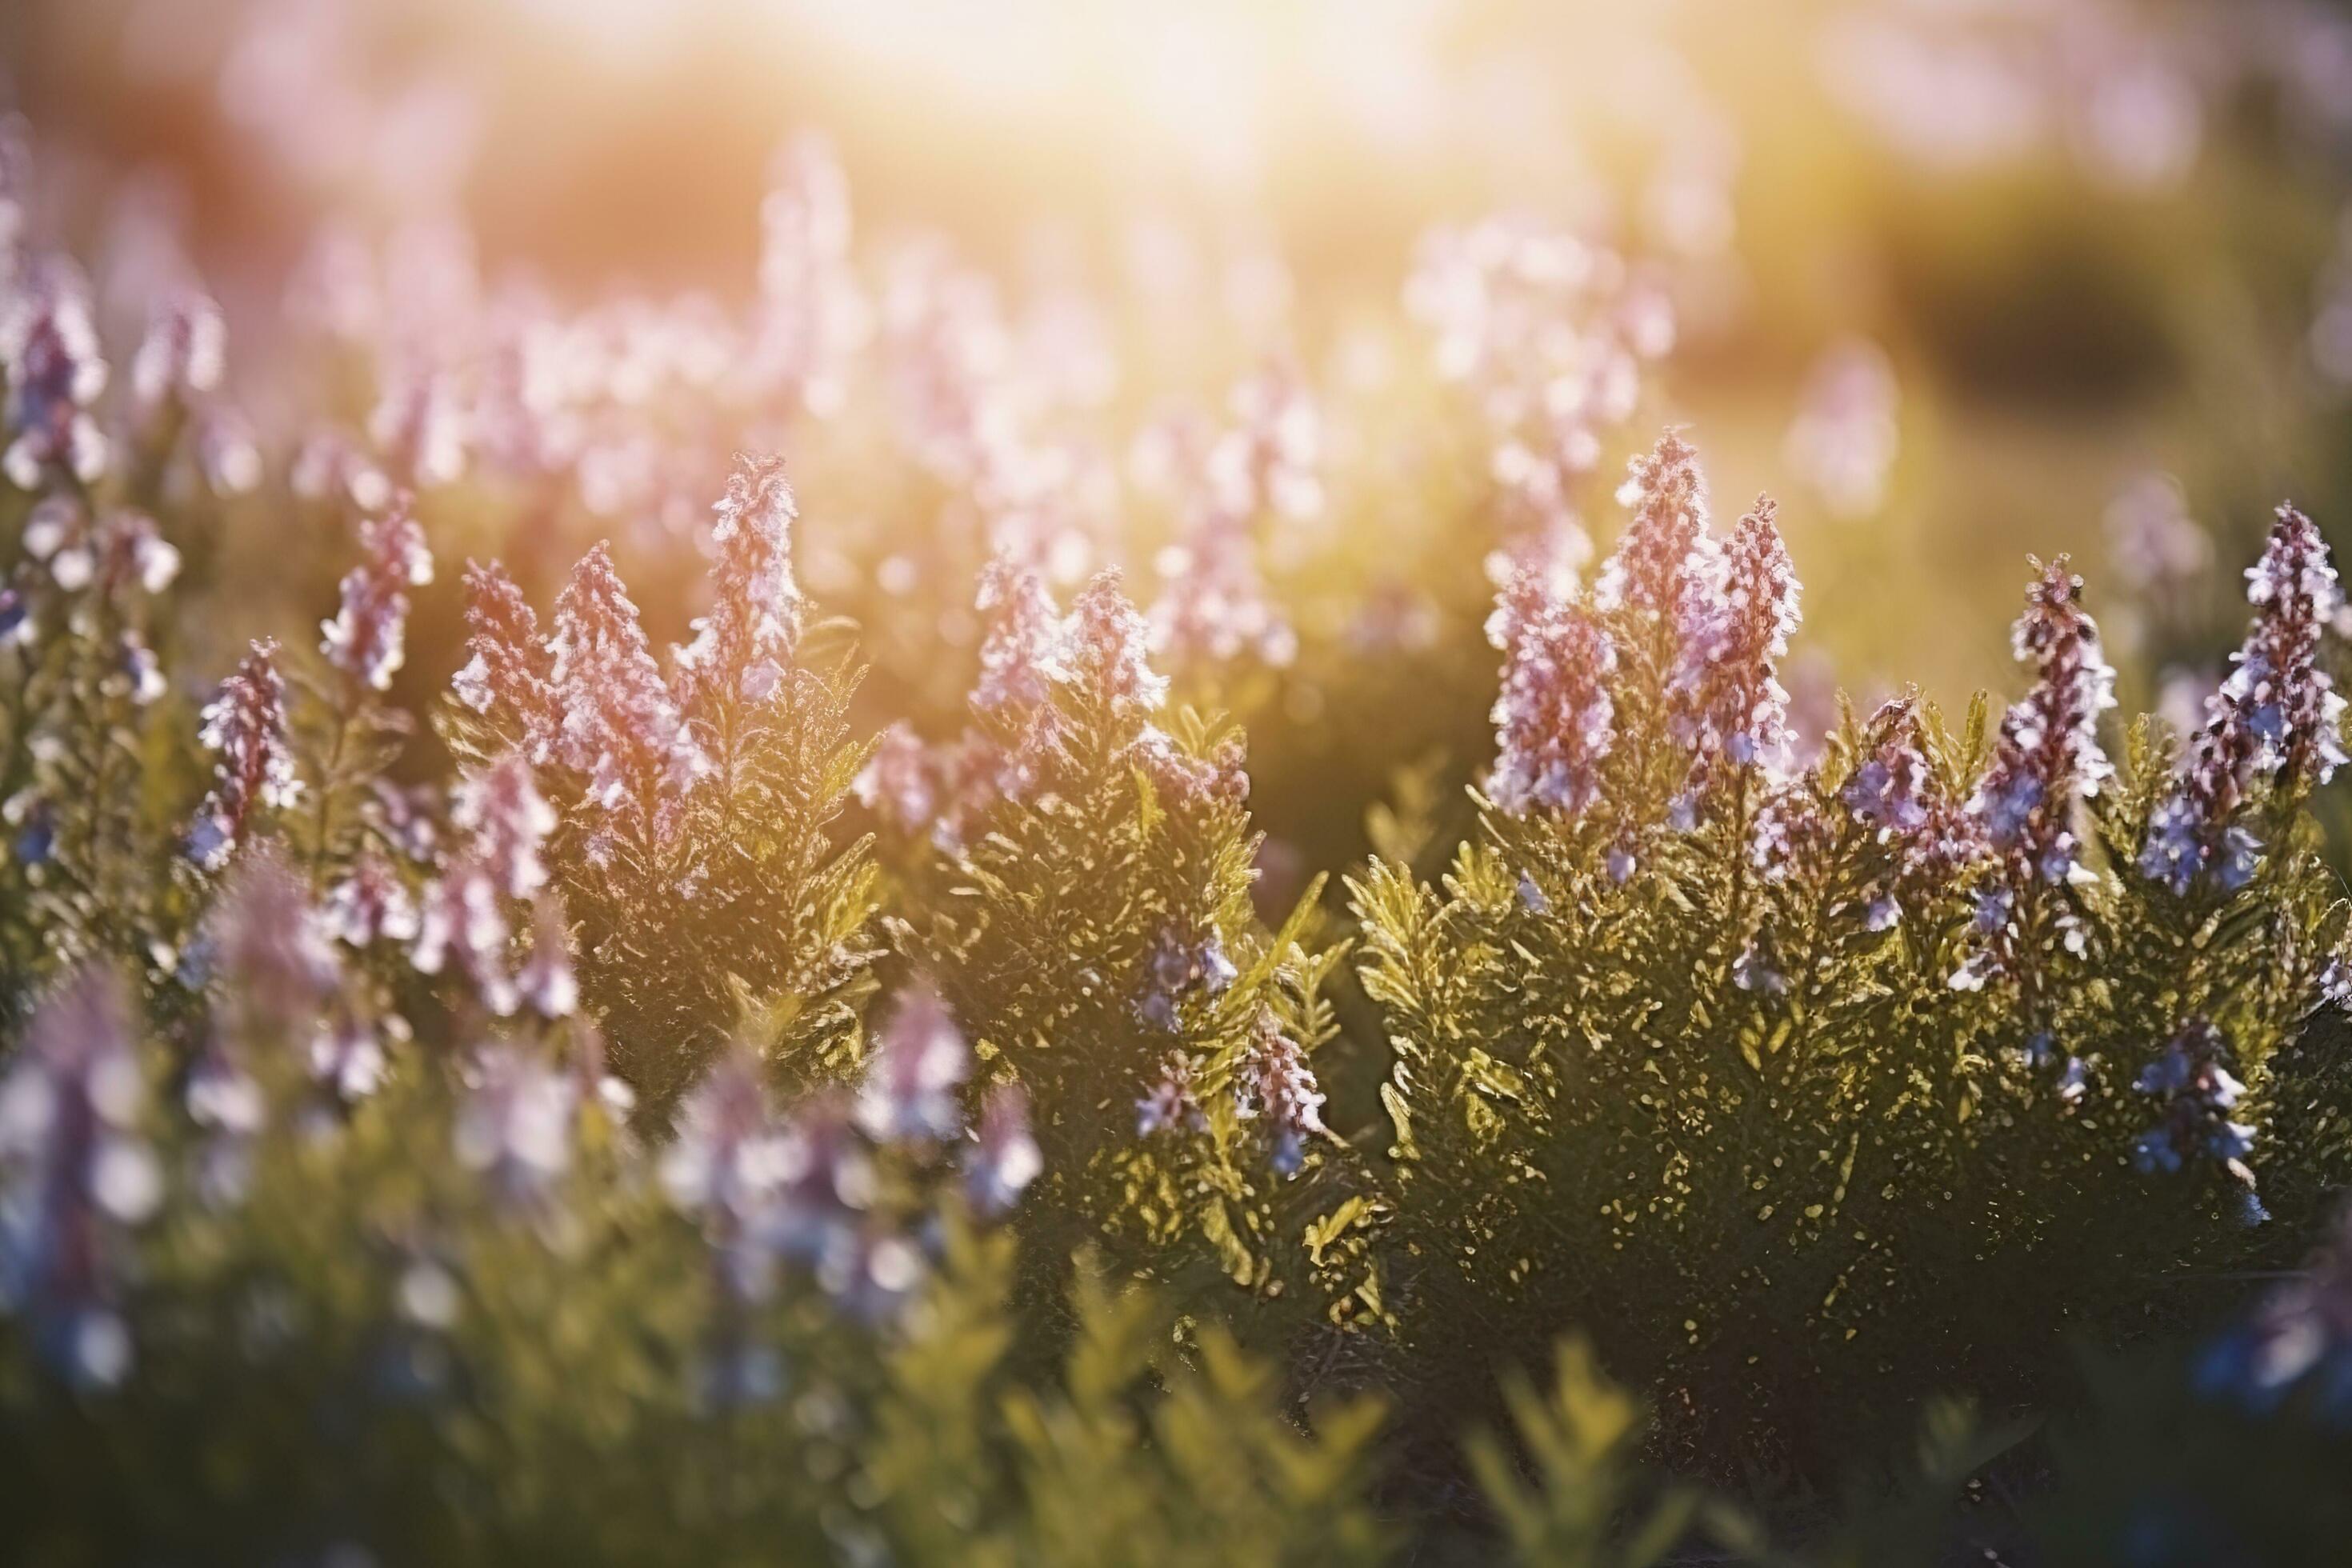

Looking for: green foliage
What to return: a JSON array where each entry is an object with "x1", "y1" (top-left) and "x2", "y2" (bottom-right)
[{"x1": 893, "y1": 573, "x2": 1383, "y2": 1323}]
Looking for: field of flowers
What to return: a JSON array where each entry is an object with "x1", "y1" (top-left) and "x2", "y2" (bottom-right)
[{"x1": 5, "y1": 1, "x2": 2352, "y2": 1563}]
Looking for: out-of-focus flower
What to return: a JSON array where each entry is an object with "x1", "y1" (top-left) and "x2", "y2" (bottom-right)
[
  {"x1": 854, "y1": 980, "x2": 970, "y2": 1144},
  {"x1": 126, "y1": 286, "x2": 225, "y2": 430},
  {"x1": 750, "y1": 132, "x2": 867, "y2": 418},
  {"x1": 2, "y1": 259, "x2": 110, "y2": 490},
  {"x1": 206, "y1": 850, "x2": 341, "y2": 1044},
  {"x1": 321, "y1": 498, "x2": 434, "y2": 693},
  {"x1": 412, "y1": 860, "x2": 517, "y2": 1017},
  {"x1": 2199, "y1": 1201, "x2": 2352, "y2": 1414},
  {"x1": 1136, "y1": 1050, "x2": 1206, "y2": 1138},
  {"x1": 0, "y1": 965, "x2": 160, "y2": 1389},
  {"x1": 1785, "y1": 338, "x2": 1898, "y2": 519},
  {"x1": 322, "y1": 852, "x2": 420, "y2": 949},
  {"x1": 455, "y1": 1044, "x2": 576, "y2": 1209},
  {"x1": 514, "y1": 896, "x2": 577, "y2": 1021},
  {"x1": 449, "y1": 754, "x2": 555, "y2": 903},
  {"x1": 966, "y1": 1083, "x2": 1041, "y2": 1218},
  {"x1": 1405, "y1": 214, "x2": 1664, "y2": 487},
  {"x1": 190, "y1": 640, "x2": 301, "y2": 870},
  {"x1": 2105, "y1": 471, "x2": 2212, "y2": 599}
]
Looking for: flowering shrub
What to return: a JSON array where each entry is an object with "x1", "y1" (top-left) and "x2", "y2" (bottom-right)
[
  {"x1": 2, "y1": 99, "x2": 2350, "y2": 1562},
  {"x1": 1353, "y1": 435, "x2": 2352, "y2": 1475}
]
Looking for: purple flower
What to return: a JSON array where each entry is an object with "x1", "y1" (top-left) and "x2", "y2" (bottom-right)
[
  {"x1": 1486, "y1": 562, "x2": 1617, "y2": 818},
  {"x1": 189, "y1": 640, "x2": 301, "y2": 870},
  {"x1": 1136, "y1": 926, "x2": 1238, "y2": 1032},
  {"x1": 549, "y1": 542, "x2": 709, "y2": 854},
  {"x1": 1062, "y1": 568, "x2": 1169, "y2": 720},
  {"x1": 455, "y1": 1045, "x2": 577, "y2": 1210},
  {"x1": 674, "y1": 453, "x2": 803, "y2": 714},
  {"x1": 1, "y1": 258, "x2": 110, "y2": 489},
  {"x1": 854, "y1": 981, "x2": 971, "y2": 1144},
  {"x1": 1668, "y1": 496, "x2": 1802, "y2": 819},
  {"x1": 1972, "y1": 557, "x2": 2114, "y2": 881},
  {"x1": 2130, "y1": 1018, "x2": 2262, "y2": 1220},
  {"x1": 451, "y1": 559, "x2": 558, "y2": 762},
  {"x1": 450, "y1": 754, "x2": 555, "y2": 903},
  {"x1": 1594, "y1": 430, "x2": 1719, "y2": 622},
  {"x1": 2142, "y1": 505, "x2": 2347, "y2": 894},
  {"x1": 321, "y1": 497, "x2": 434, "y2": 693},
  {"x1": 2198, "y1": 1202, "x2": 2352, "y2": 1416},
  {"x1": 0, "y1": 966, "x2": 159, "y2": 1389},
  {"x1": 1236, "y1": 1012, "x2": 1327, "y2": 1176},
  {"x1": 966, "y1": 1083, "x2": 1042, "y2": 1218},
  {"x1": 1136, "y1": 1051, "x2": 1207, "y2": 1138}
]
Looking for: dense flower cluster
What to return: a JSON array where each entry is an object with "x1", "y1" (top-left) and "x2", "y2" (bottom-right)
[
  {"x1": 321, "y1": 497, "x2": 435, "y2": 693},
  {"x1": 2130, "y1": 1018, "x2": 2263, "y2": 1222},
  {"x1": 2141, "y1": 504, "x2": 2347, "y2": 894},
  {"x1": 1950, "y1": 558, "x2": 2115, "y2": 1030},
  {"x1": 1486, "y1": 562, "x2": 1618, "y2": 818},
  {"x1": 549, "y1": 541, "x2": 709, "y2": 857},
  {"x1": 1667, "y1": 498, "x2": 1801, "y2": 822},
  {"x1": 189, "y1": 638, "x2": 301, "y2": 869}
]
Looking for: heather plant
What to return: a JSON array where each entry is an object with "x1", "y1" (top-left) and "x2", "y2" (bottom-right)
[
  {"x1": 880, "y1": 557, "x2": 1383, "y2": 1322},
  {"x1": 1352, "y1": 430, "x2": 2352, "y2": 1478},
  {"x1": 439, "y1": 453, "x2": 880, "y2": 1111}
]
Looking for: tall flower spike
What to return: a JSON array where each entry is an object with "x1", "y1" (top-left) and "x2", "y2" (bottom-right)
[
  {"x1": 189, "y1": 639, "x2": 302, "y2": 870},
  {"x1": 675, "y1": 452, "x2": 803, "y2": 711},
  {"x1": 752, "y1": 131, "x2": 866, "y2": 418},
  {"x1": 1668, "y1": 496, "x2": 1802, "y2": 821},
  {"x1": 449, "y1": 753, "x2": 555, "y2": 902},
  {"x1": 1486, "y1": 562, "x2": 1618, "y2": 818},
  {"x1": 2, "y1": 258, "x2": 110, "y2": 490},
  {"x1": 1594, "y1": 430, "x2": 1718, "y2": 620},
  {"x1": 1062, "y1": 568, "x2": 1169, "y2": 720},
  {"x1": 855, "y1": 980, "x2": 971, "y2": 1144},
  {"x1": 2142, "y1": 505, "x2": 2347, "y2": 895},
  {"x1": 0, "y1": 966, "x2": 161, "y2": 1389},
  {"x1": 451, "y1": 559, "x2": 558, "y2": 762},
  {"x1": 549, "y1": 542, "x2": 707, "y2": 852},
  {"x1": 1972, "y1": 556, "x2": 2115, "y2": 885},
  {"x1": 969, "y1": 555, "x2": 1066, "y2": 801},
  {"x1": 321, "y1": 496, "x2": 434, "y2": 693}
]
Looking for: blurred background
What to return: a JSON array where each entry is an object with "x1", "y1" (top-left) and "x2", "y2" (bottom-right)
[{"x1": 5, "y1": 0, "x2": 2350, "y2": 878}]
